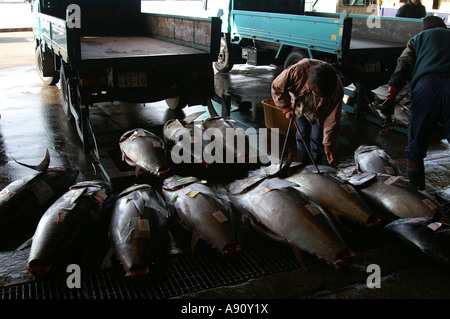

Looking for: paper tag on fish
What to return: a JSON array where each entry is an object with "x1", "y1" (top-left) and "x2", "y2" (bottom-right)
[
  {"x1": 152, "y1": 141, "x2": 161, "y2": 148},
  {"x1": 305, "y1": 204, "x2": 320, "y2": 215},
  {"x1": 212, "y1": 210, "x2": 228, "y2": 223},
  {"x1": 384, "y1": 166, "x2": 396, "y2": 175},
  {"x1": 169, "y1": 194, "x2": 178, "y2": 204},
  {"x1": 28, "y1": 180, "x2": 55, "y2": 206},
  {"x1": 186, "y1": 190, "x2": 200, "y2": 198},
  {"x1": 422, "y1": 198, "x2": 438, "y2": 210},
  {"x1": 56, "y1": 210, "x2": 69, "y2": 224},
  {"x1": 94, "y1": 190, "x2": 107, "y2": 203},
  {"x1": 340, "y1": 184, "x2": 354, "y2": 194},
  {"x1": 384, "y1": 176, "x2": 401, "y2": 185},
  {"x1": 0, "y1": 188, "x2": 13, "y2": 200},
  {"x1": 63, "y1": 187, "x2": 86, "y2": 210},
  {"x1": 261, "y1": 187, "x2": 273, "y2": 195},
  {"x1": 123, "y1": 217, "x2": 151, "y2": 240},
  {"x1": 427, "y1": 222, "x2": 442, "y2": 231}
]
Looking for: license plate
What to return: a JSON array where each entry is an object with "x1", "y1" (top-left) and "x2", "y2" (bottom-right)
[
  {"x1": 117, "y1": 72, "x2": 147, "y2": 88},
  {"x1": 365, "y1": 61, "x2": 381, "y2": 73}
]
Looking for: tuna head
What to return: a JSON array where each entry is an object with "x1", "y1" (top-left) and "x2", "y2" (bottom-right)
[{"x1": 119, "y1": 128, "x2": 171, "y2": 177}]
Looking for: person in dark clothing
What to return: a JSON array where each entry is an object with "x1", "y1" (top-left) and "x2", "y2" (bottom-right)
[
  {"x1": 396, "y1": 0, "x2": 427, "y2": 18},
  {"x1": 377, "y1": 16, "x2": 450, "y2": 190}
]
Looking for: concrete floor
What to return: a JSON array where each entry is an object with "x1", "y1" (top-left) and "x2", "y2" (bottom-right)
[{"x1": 1, "y1": 30, "x2": 450, "y2": 302}]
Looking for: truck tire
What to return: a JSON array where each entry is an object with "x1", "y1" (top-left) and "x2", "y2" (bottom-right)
[
  {"x1": 165, "y1": 97, "x2": 187, "y2": 110},
  {"x1": 59, "y1": 65, "x2": 74, "y2": 121},
  {"x1": 284, "y1": 49, "x2": 308, "y2": 69},
  {"x1": 35, "y1": 46, "x2": 59, "y2": 85},
  {"x1": 213, "y1": 37, "x2": 234, "y2": 73}
]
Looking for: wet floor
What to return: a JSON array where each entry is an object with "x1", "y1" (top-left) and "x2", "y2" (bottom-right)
[{"x1": 1, "y1": 31, "x2": 450, "y2": 300}]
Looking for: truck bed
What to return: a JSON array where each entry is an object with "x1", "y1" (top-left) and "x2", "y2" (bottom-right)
[
  {"x1": 349, "y1": 37, "x2": 406, "y2": 50},
  {"x1": 80, "y1": 36, "x2": 206, "y2": 60}
]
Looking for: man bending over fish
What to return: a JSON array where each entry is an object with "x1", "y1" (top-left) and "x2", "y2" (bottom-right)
[{"x1": 271, "y1": 58, "x2": 344, "y2": 165}]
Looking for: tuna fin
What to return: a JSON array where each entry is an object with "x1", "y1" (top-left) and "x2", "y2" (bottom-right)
[
  {"x1": 291, "y1": 245, "x2": 308, "y2": 271},
  {"x1": 329, "y1": 210, "x2": 353, "y2": 233},
  {"x1": 10, "y1": 149, "x2": 50, "y2": 172},
  {"x1": 12, "y1": 237, "x2": 33, "y2": 256},
  {"x1": 135, "y1": 166, "x2": 140, "y2": 178},
  {"x1": 191, "y1": 232, "x2": 199, "y2": 254},
  {"x1": 101, "y1": 247, "x2": 114, "y2": 270}
]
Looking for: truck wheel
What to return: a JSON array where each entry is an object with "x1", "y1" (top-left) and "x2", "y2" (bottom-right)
[
  {"x1": 59, "y1": 66, "x2": 74, "y2": 120},
  {"x1": 165, "y1": 97, "x2": 187, "y2": 110},
  {"x1": 284, "y1": 49, "x2": 308, "y2": 69},
  {"x1": 213, "y1": 37, "x2": 234, "y2": 73},
  {"x1": 35, "y1": 46, "x2": 59, "y2": 85}
]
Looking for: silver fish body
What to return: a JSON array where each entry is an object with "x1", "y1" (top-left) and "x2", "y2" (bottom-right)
[
  {"x1": 0, "y1": 150, "x2": 79, "y2": 247},
  {"x1": 119, "y1": 128, "x2": 170, "y2": 177},
  {"x1": 163, "y1": 116, "x2": 253, "y2": 166},
  {"x1": 0, "y1": 167, "x2": 79, "y2": 235},
  {"x1": 348, "y1": 172, "x2": 440, "y2": 219},
  {"x1": 386, "y1": 217, "x2": 450, "y2": 266},
  {"x1": 162, "y1": 175, "x2": 240, "y2": 255},
  {"x1": 27, "y1": 180, "x2": 114, "y2": 276},
  {"x1": 109, "y1": 184, "x2": 170, "y2": 279},
  {"x1": 286, "y1": 165, "x2": 382, "y2": 227},
  {"x1": 354, "y1": 144, "x2": 401, "y2": 175},
  {"x1": 228, "y1": 176, "x2": 354, "y2": 267}
]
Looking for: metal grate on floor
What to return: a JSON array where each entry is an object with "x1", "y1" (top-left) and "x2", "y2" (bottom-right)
[{"x1": 0, "y1": 226, "x2": 392, "y2": 300}]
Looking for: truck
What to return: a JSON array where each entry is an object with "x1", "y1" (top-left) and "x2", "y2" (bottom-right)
[
  {"x1": 204, "y1": 0, "x2": 424, "y2": 132},
  {"x1": 32, "y1": 0, "x2": 221, "y2": 152}
]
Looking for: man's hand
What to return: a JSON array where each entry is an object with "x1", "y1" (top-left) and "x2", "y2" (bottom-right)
[
  {"x1": 324, "y1": 146, "x2": 334, "y2": 164},
  {"x1": 376, "y1": 99, "x2": 395, "y2": 117},
  {"x1": 284, "y1": 109, "x2": 295, "y2": 120}
]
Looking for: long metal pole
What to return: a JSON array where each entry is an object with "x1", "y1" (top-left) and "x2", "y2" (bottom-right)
[{"x1": 292, "y1": 119, "x2": 321, "y2": 174}]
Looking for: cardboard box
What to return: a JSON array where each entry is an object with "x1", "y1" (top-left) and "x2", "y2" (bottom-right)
[{"x1": 262, "y1": 99, "x2": 296, "y2": 136}]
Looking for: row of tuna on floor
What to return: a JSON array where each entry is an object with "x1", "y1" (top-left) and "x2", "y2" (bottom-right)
[{"x1": 0, "y1": 117, "x2": 448, "y2": 280}]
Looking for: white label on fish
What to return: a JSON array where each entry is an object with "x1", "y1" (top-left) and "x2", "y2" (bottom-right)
[
  {"x1": 340, "y1": 184, "x2": 354, "y2": 194},
  {"x1": 212, "y1": 210, "x2": 228, "y2": 223},
  {"x1": 305, "y1": 204, "x2": 320, "y2": 215},
  {"x1": 422, "y1": 198, "x2": 438, "y2": 210},
  {"x1": 427, "y1": 222, "x2": 442, "y2": 231},
  {"x1": 384, "y1": 166, "x2": 396, "y2": 175}
]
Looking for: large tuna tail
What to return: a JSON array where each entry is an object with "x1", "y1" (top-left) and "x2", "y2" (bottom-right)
[{"x1": 11, "y1": 149, "x2": 50, "y2": 172}]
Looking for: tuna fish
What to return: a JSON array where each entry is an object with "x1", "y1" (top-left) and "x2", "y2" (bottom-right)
[
  {"x1": 109, "y1": 184, "x2": 170, "y2": 279},
  {"x1": 161, "y1": 175, "x2": 240, "y2": 255},
  {"x1": 163, "y1": 114, "x2": 254, "y2": 167},
  {"x1": 27, "y1": 180, "x2": 114, "y2": 276},
  {"x1": 163, "y1": 112, "x2": 206, "y2": 165},
  {"x1": 385, "y1": 217, "x2": 450, "y2": 266},
  {"x1": 227, "y1": 175, "x2": 355, "y2": 268},
  {"x1": 347, "y1": 172, "x2": 441, "y2": 219},
  {"x1": 119, "y1": 128, "x2": 171, "y2": 177},
  {"x1": 285, "y1": 165, "x2": 382, "y2": 227},
  {"x1": 0, "y1": 150, "x2": 79, "y2": 247},
  {"x1": 354, "y1": 144, "x2": 401, "y2": 175}
]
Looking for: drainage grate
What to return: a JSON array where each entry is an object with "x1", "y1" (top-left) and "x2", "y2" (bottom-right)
[{"x1": 0, "y1": 227, "x2": 392, "y2": 299}]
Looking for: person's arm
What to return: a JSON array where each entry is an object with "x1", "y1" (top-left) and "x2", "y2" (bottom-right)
[
  {"x1": 271, "y1": 61, "x2": 308, "y2": 119},
  {"x1": 378, "y1": 39, "x2": 416, "y2": 115},
  {"x1": 322, "y1": 88, "x2": 343, "y2": 164}
]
